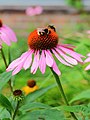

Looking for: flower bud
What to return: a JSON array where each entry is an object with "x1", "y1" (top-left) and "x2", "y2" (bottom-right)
[{"x1": 13, "y1": 89, "x2": 24, "y2": 101}]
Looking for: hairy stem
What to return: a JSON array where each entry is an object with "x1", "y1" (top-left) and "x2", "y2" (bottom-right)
[
  {"x1": 51, "y1": 68, "x2": 78, "y2": 120},
  {"x1": 12, "y1": 101, "x2": 20, "y2": 120}
]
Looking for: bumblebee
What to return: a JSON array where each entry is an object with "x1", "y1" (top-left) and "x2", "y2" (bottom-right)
[{"x1": 37, "y1": 25, "x2": 56, "y2": 36}]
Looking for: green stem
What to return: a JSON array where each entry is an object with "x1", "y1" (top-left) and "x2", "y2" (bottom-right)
[
  {"x1": 1, "y1": 49, "x2": 8, "y2": 68},
  {"x1": 12, "y1": 101, "x2": 20, "y2": 120},
  {"x1": 1, "y1": 49, "x2": 13, "y2": 92},
  {"x1": 51, "y1": 68, "x2": 78, "y2": 120}
]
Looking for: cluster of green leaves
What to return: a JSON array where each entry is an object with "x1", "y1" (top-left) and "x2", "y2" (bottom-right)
[
  {"x1": 0, "y1": 72, "x2": 90, "y2": 119},
  {"x1": 0, "y1": 72, "x2": 65, "y2": 120}
]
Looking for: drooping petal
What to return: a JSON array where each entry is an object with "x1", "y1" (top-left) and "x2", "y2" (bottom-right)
[
  {"x1": 52, "y1": 59, "x2": 61, "y2": 75},
  {"x1": 0, "y1": 30, "x2": 11, "y2": 45},
  {"x1": 45, "y1": 50, "x2": 61, "y2": 75},
  {"x1": 6, "y1": 57, "x2": 21, "y2": 71},
  {"x1": 39, "y1": 50, "x2": 46, "y2": 74},
  {"x1": 84, "y1": 57, "x2": 90, "y2": 63},
  {"x1": 85, "y1": 64, "x2": 90, "y2": 70},
  {"x1": 1, "y1": 26, "x2": 16, "y2": 43},
  {"x1": 12, "y1": 63, "x2": 23, "y2": 75},
  {"x1": 31, "y1": 51, "x2": 39, "y2": 74},
  {"x1": 23, "y1": 50, "x2": 33, "y2": 70},
  {"x1": 3, "y1": 25, "x2": 17, "y2": 42},
  {"x1": 56, "y1": 48, "x2": 78, "y2": 65},
  {"x1": 6, "y1": 51, "x2": 29, "y2": 71},
  {"x1": 45, "y1": 50, "x2": 53, "y2": 67},
  {"x1": 52, "y1": 49, "x2": 72, "y2": 67},
  {"x1": 58, "y1": 45, "x2": 84, "y2": 62},
  {"x1": 87, "y1": 53, "x2": 90, "y2": 57},
  {"x1": 59, "y1": 44, "x2": 75, "y2": 48}
]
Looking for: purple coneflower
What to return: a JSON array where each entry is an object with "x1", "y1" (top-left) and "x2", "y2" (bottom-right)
[
  {"x1": 84, "y1": 53, "x2": 90, "y2": 70},
  {"x1": 26, "y1": 6, "x2": 43, "y2": 16},
  {"x1": 0, "y1": 19, "x2": 17, "y2": 48},
  {"x1": 6, "y1": 25, "x2": 84, "y2": 75}
]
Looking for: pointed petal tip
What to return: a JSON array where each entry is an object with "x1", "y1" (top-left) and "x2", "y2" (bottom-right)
[
  {"x1": 57, "y1": 71, "x2": 61, "y2": 76},
  {"x1": 85, "y1": 65, "x2": 90, "y2": 71},
  {"x1": 41, "y1": 71, "x2": 45, "y2": 74},
  {"x1": 45, "y1": 50, "x2": 53, "y2": 67},
  {"x1": 85, "y1": 68, "x2": 89, "y2": 71},
  {"x1": 6, "y1": 68, "x2": 11, "y2": 72},
  {"x1": 12, "y1": 71, "x2": 16, "y2": 76},
  {"x1": 84, "y1": 58, "x2": 90, "y2": 63},
  {"x1": 87, "y1": 53, "x2": 90, "y2": 57}
]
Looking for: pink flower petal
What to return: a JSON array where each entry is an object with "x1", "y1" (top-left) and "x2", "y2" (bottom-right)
[
  {"x1": 31, "y1": 51, "x2": 39, "y2": 74},
  {"x1": 26, "y1": 7, "x2": 36, "y2": 16},
  {"x1": 58, "y1": 45, "x2": 83, "y2": 57},
  {"x1": 56, "y1": 48, "x2": 78, "y2": 65},
  {"x1": 87, "y1": 53, "x2": 90, "y2": 57},
  {"x1": 84, "y1": 57, "x2": 90, "y2": 63},
  {"x1": 12, "y1": 63, "x2": 23, "y2": 75},
  {"x1": 45, "y1": 50, "x2": 53, "y2": 67},
  {"x1": 34, "y1": 6, "x2": 43, "y2": 15},
  {"x1": 45, "y1": 50, "x2": 61, "y2": 75},
  {"x1": 85, "y1": 64, "x2": 90, "y2": 70},
  {"x1": 6, "y1": 57, "x2": 21, "y2": 71},
  {"x1": 60, "y1": 44, "x2": 75, "y2": 48},
  {"x1": 6, "y1": 51, "x2": 29, "y2": 71},
  {"x1": 52, "y1": 49, "x2": 72, "y2": 67},
  {"x1": 39, "y1": 50, "x2": 46, "y2": 74},
  {"x1": 23, "y1": 50, "x2": 33, "y2": 70},
  {"x1": 58, "y1": 45, "x2": 84, "y2": 62},
  {"x1": 0, "y1": 30, "x2": 11, "y2": 45},
  {"x1": 52, "y1": 60, "x2": 61, "y2": 75},
  {"x1": 3, "y1": 25, "x2": 17, "y2": 42},
  {"x1": 1, "y1": 26, "x2": 17, "y2": 43}
]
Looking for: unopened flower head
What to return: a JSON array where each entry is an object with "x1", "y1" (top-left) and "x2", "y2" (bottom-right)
[
  {"x1": 0, "y1": 19, "x2": 17, "y2": 48},
  {"x1": 13, "y1": 89, "x2": 24, "y2": 101},
  {"x1": 13, "y1": 89, "x2": 22, "y2": 96},
  {"x1": 7, "y1": 25, "x2": 84, "y2": 75},
  {"x1": 84, "y1": 53, "x2": 90, "y2": 71}
]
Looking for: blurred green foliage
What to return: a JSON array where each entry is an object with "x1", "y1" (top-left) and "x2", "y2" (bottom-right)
[
  {"x1": 66, "y1": 0, "x2": 84, "y2": 12},
  {"x1": 0, "y1": 13, "x2": 90, "y2": 119}
]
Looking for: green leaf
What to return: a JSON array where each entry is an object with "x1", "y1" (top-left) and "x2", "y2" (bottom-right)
[
  {"x1": 0, "y1": 72, "x2": 12, "y2": 90},
  {"x1": 17, "y1": 109, "x2": 65, "y2": 120},
  {"x1": 0, "y1": 94, "x2": 13, "y2": 114},
  {"x1": 57, "y1": 105, "x2": 87, "y2": 113},
  {"x1": 2, "y1": 118, "x2": 11, "y2": 120},
  {"x1": 19, "y1": 102, "x2": 51, "y2": 113},
  {"x1": 70, "y1": 89, "x2": 90, "y2": 103},
  {"x1": 56, "y1": 104, "x2": 90, "y2": 116},
  {"x1": 0, "y1": 107, "x2": 10, "y2": 119},
  {"x1": 25, "y1": 84, "x2": 56, "y2": 103}
]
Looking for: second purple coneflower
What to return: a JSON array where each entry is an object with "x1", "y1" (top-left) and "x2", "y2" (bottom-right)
[{"x1": 0, "y1": 19, "x2": 17, "y2": 48}]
